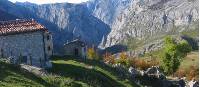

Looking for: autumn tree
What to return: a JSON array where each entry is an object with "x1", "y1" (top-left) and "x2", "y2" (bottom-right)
[
  {"x1": 103, "y1": 52, "x2": 115, "y2": 65},
  {"x1": 117, "y1": 52, "x2": 128, "y2": 66},
  {"x1": 87, "y1": 47, "x2": 99, "y2": 60}
]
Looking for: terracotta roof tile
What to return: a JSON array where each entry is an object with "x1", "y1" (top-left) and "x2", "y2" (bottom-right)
[{"x1": 0, "y1": 19, "x2": 47, "y2": 36}]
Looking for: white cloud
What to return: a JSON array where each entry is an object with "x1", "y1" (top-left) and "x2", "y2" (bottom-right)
[{"x1": 9, "y1": 0, "x2": 89, "y2": 4}]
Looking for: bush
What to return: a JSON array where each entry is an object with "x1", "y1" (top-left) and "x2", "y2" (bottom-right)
[
  {"x1": 135, "y1": 59, "x2": 148, "y2": 70},
  {"x1": 175, "y1": 68, "x2": 187, "y2": 78},
  {"x1": 177, "y1": 40, "x2": 192, "y2": 57},
  {"x1": 175, "y1": 66, "x2": 199, "y2": 80},
  {"x1": 186, "y1": 66, "x2": 199, "y2": 80},
  {"x1": 103, "y1": 52, "x2": 115, "y2": 65},
  {"x1": 116, "y1": 52, "x2": 128, "y2": 66},
  {"x1": 128, "y1": 58, "x2": 159, "y2": 70}
]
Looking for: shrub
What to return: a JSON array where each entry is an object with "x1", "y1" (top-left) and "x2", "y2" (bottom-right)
[
  {"x1": 135, "y1": 59, "x2": 148, "y2": 70},
  {"x1": 177, "y1": 40, "x2": 192, "y2": 57},
  {"x1": 186, "y1": 66, "x2": 199, "y2": 80},
  {"x1": 103, "y1": 52, "x2": 115, "y2": 65},
  {"x1": 128, "y1": 58, "x2": 159, "y2": 70},
  {"x1": 175, "y1": 68, "x2": 187, "y2": 78},
  {"x1": 175, "y1": 66, "x2": 199, "y2": 80},
  {"x1": 117, "y1": 52, "x2": 128, "y2": 66}
]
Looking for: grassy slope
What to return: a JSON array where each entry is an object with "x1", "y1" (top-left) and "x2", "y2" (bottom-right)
[
  {"x1": 49, "y1": 57, "x2": 137, "y2": 87},
  {"x1": 0, "y1": 57, "x2": 138, "y2": 87},
  {"x1": 0, "y1": 62, "x2": 46, "y2": 87},
  {"x1": 179, "y1": 51, "x2": 199, "y2": 69}
]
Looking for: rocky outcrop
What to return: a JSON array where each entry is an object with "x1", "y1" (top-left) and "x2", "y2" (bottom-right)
[
  {"x1": 145, "y1": 66, "x2": 165, "y2": 79},
  {"x1": 129, "y1": 67, "x2": 144, "y2": 77}
]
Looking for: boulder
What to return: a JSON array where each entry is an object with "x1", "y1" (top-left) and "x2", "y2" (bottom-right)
[
  {"x1": 145, "y1": 66, "x2": 166, "y2": 79},
  {"x1": 129, "y1": 67, "x2": 140, "y2": 76},
  {"x1": 188, "y1": 79, "x2": 199, "y2": 87}
]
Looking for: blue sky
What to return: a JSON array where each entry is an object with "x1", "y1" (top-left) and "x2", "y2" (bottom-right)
[{"x1": 9, "y1": 0, "x2": 89, "y2": 4}]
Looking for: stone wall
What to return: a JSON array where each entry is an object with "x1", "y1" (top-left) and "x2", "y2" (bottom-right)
[
  {"x1": 0, "y1": 31, "x2": 50, "y2": 67},
  {"x1": 64, "y1": 43, "x2": 86, "y2": 58},
  {"x1": 44, "y1": 32, "x2": 53, "y2": 60}
]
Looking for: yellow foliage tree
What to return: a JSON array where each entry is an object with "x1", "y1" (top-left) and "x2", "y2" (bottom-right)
[
  {"x1": 87, "y1": 47, "x2": 99, "y2": 60},
  {"x1": 117, "y1": 52, "x2": 128, "y2": 66}
]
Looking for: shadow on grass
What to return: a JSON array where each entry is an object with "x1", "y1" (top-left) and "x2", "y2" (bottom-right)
[
  {"x1": 50, "y1": 56, "x2": 138, "y2": 87},
  {"x1": 48, "y1": 62, "x2": 126, "y2": 87},
  {"x1": 0, "y1": 62, "x2": 52, "y2": 87},
  {"x1": 54, "y1": 56, "x2": 129, "y2": 78}
]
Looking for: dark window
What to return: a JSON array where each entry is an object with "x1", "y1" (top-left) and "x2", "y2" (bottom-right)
[
  {"x1": 47, "y1": 35, "x2": 50, "y2": 40},
  {"x1": 48, "y1": 46, "x2": 51, "y2": 51},
  {"x1": 0, "y1": 49, "x2": 3, "y2": 58},
  {"x1": 74, "y1": 48, "x2": 79, "y2": 56}
]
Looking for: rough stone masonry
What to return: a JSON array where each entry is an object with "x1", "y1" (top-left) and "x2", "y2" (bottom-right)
[{"x1": 0, "y1": 19, "x2": 53, "y2": 68}]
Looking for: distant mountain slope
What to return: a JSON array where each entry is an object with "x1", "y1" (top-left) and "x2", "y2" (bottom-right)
[{"x1": 0, "y1": 10, "x2": 18, "y2": 21}]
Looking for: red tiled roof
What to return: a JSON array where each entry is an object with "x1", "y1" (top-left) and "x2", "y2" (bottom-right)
[{"x1": 0, "y1": 19, "x2": 47, "y2": 36}]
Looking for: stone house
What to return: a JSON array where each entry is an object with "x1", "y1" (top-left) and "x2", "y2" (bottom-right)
[
  {"x1": 0, "y1": 19, "x2": 53, "y2": 68},
  {"x1": 64, "y1": 39, "x2": 87, "y2": 58}
]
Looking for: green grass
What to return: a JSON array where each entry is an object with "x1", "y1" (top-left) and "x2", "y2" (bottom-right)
[
  {"x1": 0, "y1": 56, "x2": 138, "y2": 87},
  {"x1": 179, "y1": 51, "x2": 199, "y2": 70},
  {"x1": 49, "y1": 57, "x2": 138, "y2": 87},
  {"x1": 0, "y1": 62, "x2": 48, "y2": 87}
]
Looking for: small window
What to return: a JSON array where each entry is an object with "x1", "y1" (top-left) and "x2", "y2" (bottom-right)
[
  {"x1": 48, "y1": 46, "x2": 51, "y2": 51},
  {"x1": 0, "y1": 49, "x2": 3, "y2": 58},
  {"x1": 74, "y1": 48, "x2": 79, "y2": 56},
  {"x1": 47, "y1": 35, "x2": 50, "y2": 40}
]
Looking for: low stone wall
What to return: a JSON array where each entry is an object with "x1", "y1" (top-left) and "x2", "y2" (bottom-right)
[{"x1": 20, "y1": 64, "x2": 48, "y2": 77}]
